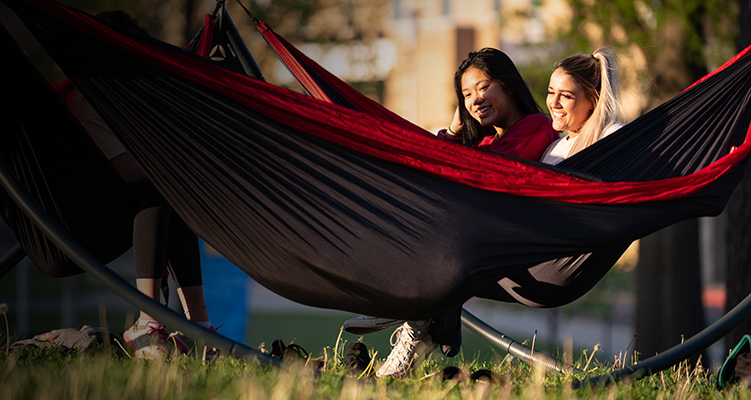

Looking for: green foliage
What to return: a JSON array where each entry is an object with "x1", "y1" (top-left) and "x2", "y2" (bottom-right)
[
  {"x1": 247, "y1": 0, "x2": 325, "y2": 42},
  {"x1": 561, "y1": 0, "x2": 740, "y2": 108},
  {"x1": 245, "y1": 0, "x2": 387, "y2": 43},
  {"x1": 564, "y1": 0, "x2": 737, "y2": 57}
]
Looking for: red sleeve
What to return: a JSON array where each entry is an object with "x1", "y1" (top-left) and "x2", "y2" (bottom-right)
[
  {"x1": 436, "y1": 128, "x2": 463, "y2": 143},
  {"x1": 478, "y1": 114, "x2": 559, "y2": 161}
]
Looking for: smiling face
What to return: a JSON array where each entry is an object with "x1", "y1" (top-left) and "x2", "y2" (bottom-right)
[
  {"x1": 461, "y1": 67, "x2": 521, "y2": 134},
  {"x1": 546, "y1": 68, "x2": 594, "y2": 136}
]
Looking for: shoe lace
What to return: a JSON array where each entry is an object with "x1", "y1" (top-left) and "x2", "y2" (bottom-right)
[
  {"x1": 133, "y1": 322, "x2": 168, "y2": 345},
  {"x1": 389, "y1": 324, "x2": 417, "y2": 349}
]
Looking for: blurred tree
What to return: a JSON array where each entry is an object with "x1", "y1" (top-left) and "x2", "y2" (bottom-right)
[
  {"x1": 724, "y1": 0, "x2": 751, "y2": 352},
  {"x1": 553, "y1": 0, "x2": 739, "y2": 363},
  {"x1": 55, "y1": 0, "x2": 389, "y2": 93},
  {"x1": 562, "y1": 0, "x2": 738, "y2": 109}
]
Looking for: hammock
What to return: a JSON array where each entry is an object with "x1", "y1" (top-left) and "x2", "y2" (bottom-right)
[{"x1": 2, "y1": 0, "x2": 750, "y2": 321}]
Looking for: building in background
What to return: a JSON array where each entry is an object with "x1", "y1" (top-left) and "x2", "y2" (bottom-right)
[
  {"x1": 251, "y1": 0, "x2": 610, "y2": 131},
  {"x1": 381, "y1": 0, "x2": 563, "y2": 131},
  {"x1": 384, "y1": 0, "x2": 499, "y2": 131}
]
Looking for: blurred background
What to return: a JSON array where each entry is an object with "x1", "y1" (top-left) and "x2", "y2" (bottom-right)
[{"x1": 1, "y1": 0, "x2": 749, "y2": 371}]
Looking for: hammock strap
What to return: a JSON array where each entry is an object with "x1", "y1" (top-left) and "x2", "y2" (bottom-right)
[{"x1": 256, "y1": 21, "x2": 332, "y2": 102}]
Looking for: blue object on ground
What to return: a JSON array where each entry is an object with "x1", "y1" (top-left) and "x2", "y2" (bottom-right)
[{"x1": 200, "y1": 239, "x2": 251, "y2": 343}]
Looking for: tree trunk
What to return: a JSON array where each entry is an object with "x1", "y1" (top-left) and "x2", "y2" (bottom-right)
[
  {"x1": 723, "y1": 0, "x2": 751, "y2": 351},
  {"x1": 636, "y1": 219, "x2": 705, "y2": 364}
]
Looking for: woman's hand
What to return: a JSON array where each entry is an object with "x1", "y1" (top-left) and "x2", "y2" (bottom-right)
[{"x1": 447, "y1": 107, "x2": 463, "y2": 137}]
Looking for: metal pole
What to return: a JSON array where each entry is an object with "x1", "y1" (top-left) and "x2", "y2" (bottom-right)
[
  {"x1": 0, "y1": 154, "x2": 277, "y2": 364},
  {"x1": 572, "y1": 291, "x2": 751, "y2": 388},
  {"x1": 0, "y1": 243, "x2": 26, "y2": 279},
  {"x1": 461, "y1": 308, "x2": 577, "y2": 373}
]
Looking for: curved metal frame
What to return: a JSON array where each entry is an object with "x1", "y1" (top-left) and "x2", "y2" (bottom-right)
[
  {"x1": 0, "y1": 154, "x2": 278, "y2": 365},
  {"x1": 462, "y1": 293, "x2": 751, "y2": 387},
  {"x1": 0, "y1": 243, "x2": 26, "y2": 279},
  {"x1": 461, "y1": 308, "x2": 578, "y2": 373},
  {"x1": 572, "y1": 292, "x2": 751, "y2": 387}
]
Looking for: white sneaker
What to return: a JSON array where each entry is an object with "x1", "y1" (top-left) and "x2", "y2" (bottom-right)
[
  {"x1": 343, "y1": 315, "x2": 405, "y2": 334},
  {"x1": 376, "y1": 320, "x2": 437, "y2": 378},
  {"x1": 123, "y1": 321, "x2": 169, "y2": 359}
]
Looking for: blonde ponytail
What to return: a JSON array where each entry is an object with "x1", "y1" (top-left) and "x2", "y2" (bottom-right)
[{"x1": 564, "y1": 47, "x2": 621, "y2": 157}]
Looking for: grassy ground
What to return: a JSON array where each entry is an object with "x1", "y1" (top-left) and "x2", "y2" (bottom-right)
[
  {"x1": 6, "y1": 249, "x2": 741, "y2": 398},
  {"x1": 1, "y1": 339, "x2": 747, "y2": 400},
  {"x1": 2, "y1": 301, "x2": 744, "y2": 399}
]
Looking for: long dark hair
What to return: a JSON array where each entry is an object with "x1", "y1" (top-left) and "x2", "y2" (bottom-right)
[{"x1": 453, "y1": 48, "x2": 542, "y2": 146}]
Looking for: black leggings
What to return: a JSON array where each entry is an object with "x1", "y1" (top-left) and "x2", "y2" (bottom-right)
[{"x1": 127, "y1": 179, "x2": 202, "y2": 288}]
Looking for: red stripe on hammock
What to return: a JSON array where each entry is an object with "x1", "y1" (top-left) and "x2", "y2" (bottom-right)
[{"x1": 26, "y1": 0, "x2": 751, "y2": 205}]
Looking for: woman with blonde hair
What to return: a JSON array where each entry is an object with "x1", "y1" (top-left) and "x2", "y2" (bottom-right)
[
  {"x1": 345, "y1": 47, "x2": 623, "y2": 379},
  {"x1": 541, "y1": 47, "x2": 622, "y2": 165}
]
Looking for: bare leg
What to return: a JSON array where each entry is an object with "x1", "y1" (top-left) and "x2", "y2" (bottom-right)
[
  {"x1": 136, "y1": 278, "x2": 161, "y2": 321},
  {"x1": 178, "y1": 285, "x2": 210, "y2": 322}
]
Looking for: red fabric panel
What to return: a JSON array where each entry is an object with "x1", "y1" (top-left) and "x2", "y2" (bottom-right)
[
  {"x1": 196, "y1": 14, "x2": 214, "y2": 59},
  {"x1": 27, "y1": 0, "x2": 751, "y2": 205}
]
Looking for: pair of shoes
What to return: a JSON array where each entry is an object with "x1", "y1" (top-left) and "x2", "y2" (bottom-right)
[
  {"x1": 343, "y1": 315, "x2": 405, "y2": 334},
  {"x1": 123, "y1": 321, "x2": 169, "y2": 359},
  {"x1": 375, "y1": 320, "x2": 437, "y2": 378},
  {"x1": 168, "y1": 325, "x2": 222, "y2": 361}
]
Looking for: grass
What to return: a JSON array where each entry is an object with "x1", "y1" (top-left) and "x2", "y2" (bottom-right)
[
  {"x1": 1, "y1": 339, "x2": 748, "y2": 399},
  {"x1": 4, "y1": 255, "x2": 743, "y2": 398},
  {"x1": 1, "y1": 300, "x2": 747, "y2": 399}
]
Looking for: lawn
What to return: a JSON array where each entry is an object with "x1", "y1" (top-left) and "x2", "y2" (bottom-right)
[
  {"x1": 1, "y1": 336, "x2": 747, "y2": 399},
  {"x1": 4, "y1": 249, "x2": 744, "y2": 398}
]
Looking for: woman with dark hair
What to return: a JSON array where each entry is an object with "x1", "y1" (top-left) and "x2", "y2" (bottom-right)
[
  {"x1": 439, "y1": 47, "x2": 558, "y2": 160},
  {"x1": 344, "y1": 48, "x2": 558, "y2": 379}
]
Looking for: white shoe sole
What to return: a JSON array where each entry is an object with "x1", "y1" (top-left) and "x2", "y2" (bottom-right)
[{"x1": 343, "y1": 317, "x2": 405, "y2": 334}]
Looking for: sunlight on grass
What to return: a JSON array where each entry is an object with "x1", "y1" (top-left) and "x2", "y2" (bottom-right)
[{"x1": 2, "y1": 335, "x2": 749, "y2": 399}]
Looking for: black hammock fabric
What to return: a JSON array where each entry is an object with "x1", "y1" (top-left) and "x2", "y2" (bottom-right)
[
  {"x1": 2, "y1": 0, "x2": 751, "y2": 319},
  {"x1": 0, "y1": 23, "x2": 134, "y2": 277}
]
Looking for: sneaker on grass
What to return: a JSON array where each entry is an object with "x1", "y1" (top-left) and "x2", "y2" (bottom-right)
[
  {"x1": 343, "y1": 315, "x2": 405, "y2": 334},
  {"x1": 376, "y1": 320, "x2": 437, "y2": 378},
  {"x1": 123, "y1": 320, "x2": 169, "y2": 360}
]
